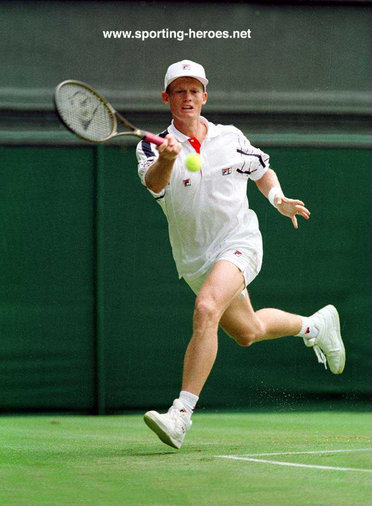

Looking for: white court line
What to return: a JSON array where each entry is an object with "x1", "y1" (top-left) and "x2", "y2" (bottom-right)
[
  {"x1": 216, "y1": 455, "x2": 372, "y2": 473},
  {"x1": 239, "y1": 448, "x2": 372, "y2": 457},
  {"x1": 216, "y1": 449, "x2": 372, "y2": 473}
]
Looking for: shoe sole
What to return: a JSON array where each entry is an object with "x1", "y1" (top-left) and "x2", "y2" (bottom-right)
[
  {"x1": 143, "y1": 412, "x2": 181, "y2": 449},
  {"x1": 323, "y1": 304, "x2": 346, "y2": 374}
]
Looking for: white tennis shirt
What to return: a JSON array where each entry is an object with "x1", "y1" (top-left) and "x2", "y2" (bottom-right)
[{"x1": 136, "y1": 117, "x2": 269, "y2": 281}]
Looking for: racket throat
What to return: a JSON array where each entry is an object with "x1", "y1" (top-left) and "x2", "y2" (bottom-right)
[{"x1": 135, "y1": 129, "x2": 146, "y2": 138}]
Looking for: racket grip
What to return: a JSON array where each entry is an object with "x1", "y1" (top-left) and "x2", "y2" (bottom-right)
[{"x1": 143, "y1": 131, "x2": 166, "y2": 146}]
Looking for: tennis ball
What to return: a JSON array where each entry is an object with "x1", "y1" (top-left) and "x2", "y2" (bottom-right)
[{"x1": 185, "y1": 153, "x2": 201, "y2": 172}]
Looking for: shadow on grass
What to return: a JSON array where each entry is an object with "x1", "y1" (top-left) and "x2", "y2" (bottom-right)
[{"x1": 126, "y1": 451, "x2": 176, "y2": 456}]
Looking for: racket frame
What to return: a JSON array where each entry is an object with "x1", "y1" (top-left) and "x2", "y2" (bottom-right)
[{"x1": 55, "y1": 80, "x2": 163, "y2": 145}]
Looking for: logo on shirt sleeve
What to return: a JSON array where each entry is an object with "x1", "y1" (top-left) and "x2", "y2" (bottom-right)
[
  {"x1": 222, "y1": 168, "x2": 232, "y2": 176},
  {"x1": 183, "y1": 178, "x2": 191, "y2": 186},
  {"x1": 140, "y1": 160, "x2": 154, "y2": 170}
]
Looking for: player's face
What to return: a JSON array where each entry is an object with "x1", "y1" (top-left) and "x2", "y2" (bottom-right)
[{"x1": 162, "y1": 78, "x2": 207, "y2": 121}]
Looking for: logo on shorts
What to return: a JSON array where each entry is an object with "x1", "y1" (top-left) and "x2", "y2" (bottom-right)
[
  {"x1": 183, "y1": 178, "x2": 191, "y2": 186},
  {"x1": 222, "y1": 168, "x2": 232, "y2": 176},
  {"x1": 234, "y1": 250, "x2": 242, "y2": 256}
]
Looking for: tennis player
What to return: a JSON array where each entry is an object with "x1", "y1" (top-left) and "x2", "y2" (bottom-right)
[{"x1": 136, "y1": 60, "x2": 345, "y2": 449}]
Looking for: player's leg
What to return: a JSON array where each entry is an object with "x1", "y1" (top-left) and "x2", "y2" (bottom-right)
[
  {"x1": 144, "y1": 259, "x2": 246, "y2": 448},
  {"x1": 220, "y1": 291, "x2": 345, "y2": 374},
  {"x1": 219, "y1": 290, "x2": 302, "y2": 346},
  {"x1": 181, "y1": 259, "x2": 246, "y2": 396}
]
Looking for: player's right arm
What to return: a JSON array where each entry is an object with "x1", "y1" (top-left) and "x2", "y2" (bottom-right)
[{"x1": 145, "y1": 134, "x2": 182, "y2": 193}]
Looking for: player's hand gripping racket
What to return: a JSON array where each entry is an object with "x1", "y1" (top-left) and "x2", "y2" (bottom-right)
[{"x1": 55, "y1": 80, "x2": 165, "y2": 146}]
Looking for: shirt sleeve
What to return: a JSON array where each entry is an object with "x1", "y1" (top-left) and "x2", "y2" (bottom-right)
[
  {"x1": 136, "y1": 139, "x2": 165, "y2": 199},
  {"x1": 236, "y1": 129, "x2": 270, "y2": 181}
]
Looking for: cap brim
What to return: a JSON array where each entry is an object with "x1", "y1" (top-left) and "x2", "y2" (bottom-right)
[{"x1": 166, "y1": 75, "x2": 208, "y2": 89}]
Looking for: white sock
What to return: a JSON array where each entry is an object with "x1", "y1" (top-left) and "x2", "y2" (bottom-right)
[
  {"x1": 296, "y1": 316, "x2": 319, "y2": 339},
  {"x1": 179, "y1": 390, "x2": 199, "y2": 416}
]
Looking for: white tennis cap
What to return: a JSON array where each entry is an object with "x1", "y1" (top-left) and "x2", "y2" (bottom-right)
[{"x1": 164, "y1": 60, "x2": 208, "y2": 90}]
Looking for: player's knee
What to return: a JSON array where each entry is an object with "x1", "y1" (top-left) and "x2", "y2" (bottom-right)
[
  {"x1": 234, "y1": 319, "x2": 265, "y2": 347},
  {"x1": 194, "y1": 296, "x2": 220, "y2": 324},
  {"x1": 234, "y1": 334, "x2": 254, "y2": 347}
]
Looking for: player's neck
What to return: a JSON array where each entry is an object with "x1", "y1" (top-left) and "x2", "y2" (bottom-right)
[{"x1": 173, "y1": 117, "x2": 207, "y2": 143}]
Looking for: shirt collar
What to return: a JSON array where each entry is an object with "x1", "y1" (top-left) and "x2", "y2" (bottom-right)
[{"x1": 168, "y1": 116, "x2": 219, "y2": 143}]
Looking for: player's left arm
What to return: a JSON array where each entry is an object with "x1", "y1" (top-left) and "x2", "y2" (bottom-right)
[{"x1": 255, "y1": 168, "x2": 311, "y2": 229}]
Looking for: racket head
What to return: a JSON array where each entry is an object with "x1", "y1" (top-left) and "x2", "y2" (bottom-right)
[{"x1": 55, "y1": 80, "x2": 117, "y2": 143}]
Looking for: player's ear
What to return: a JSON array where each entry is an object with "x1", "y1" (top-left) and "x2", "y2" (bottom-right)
[
  {"x1": 202, "y1": 92, "x2": 208, "y2": 105},
  {"x1": 161, "y1": 91, "x2": 169, "y2": 104}
]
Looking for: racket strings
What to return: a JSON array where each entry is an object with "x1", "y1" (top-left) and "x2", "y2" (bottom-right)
[{"x1": 56, "y1": 84, "x2": 114, "y2": 142}]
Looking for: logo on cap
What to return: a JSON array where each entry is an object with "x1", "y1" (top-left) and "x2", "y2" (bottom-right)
[{"x1": 183, "y1": 64, "x2": 191, "y2": 70}]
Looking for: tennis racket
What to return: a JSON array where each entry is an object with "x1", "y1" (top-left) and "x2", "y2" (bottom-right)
[{"x1": 55, "y1": 80, "x2": 165, "y2": 146}]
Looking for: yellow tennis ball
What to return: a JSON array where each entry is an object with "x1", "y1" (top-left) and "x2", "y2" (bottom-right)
[{"x1": 185, "y1": 153, "x2": 201, "y2": 172}]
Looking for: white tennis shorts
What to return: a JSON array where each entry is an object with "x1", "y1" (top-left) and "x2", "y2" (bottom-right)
[{"x1": 183, "y1": 247, "x2": 262, "y2": 296}]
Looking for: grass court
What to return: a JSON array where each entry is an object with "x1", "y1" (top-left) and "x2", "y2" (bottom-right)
[{"x1": 0, "y1": 408, "x2": 370, "y2": 505}]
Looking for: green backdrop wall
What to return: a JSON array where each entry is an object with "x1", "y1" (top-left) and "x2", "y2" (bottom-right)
[
  {"x1": 2, "y1": 1, "x2": 370, "y2": 114},
  {"x1": 0, "y1": 144, "x2": 369, "y2": 412}
]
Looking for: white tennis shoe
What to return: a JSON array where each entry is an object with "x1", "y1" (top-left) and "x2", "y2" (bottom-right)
[
  {"x1": 144, "y1": 399, "x2": 192, "y2": 449},
  {"x1": 303, "y1": 304, "x2": 345, "y2": 374}
]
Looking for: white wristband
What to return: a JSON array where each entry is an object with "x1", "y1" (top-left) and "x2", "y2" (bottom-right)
[{"x1": 268, "y1": 186, "x2": 284, "y2": 208}]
